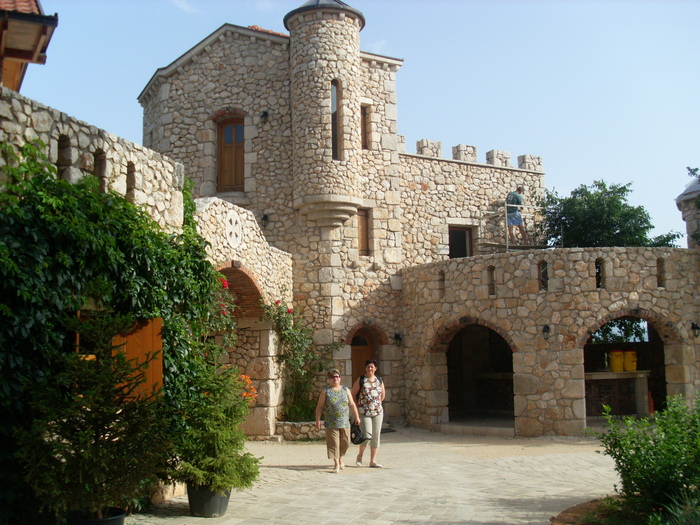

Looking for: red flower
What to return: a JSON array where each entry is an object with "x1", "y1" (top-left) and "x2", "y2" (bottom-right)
[
  {"x1": 275, "y1": 300, "x2": 281, "y2": 305},
  {"x1": 340, "y1": 338, "x2": 346, "y2": 343},
  {"x1": 220, "y1": 278, "x2": 229, "y2": 289},
  {"x1": 287, "y1": 308, "x2": 293, "y2": 314}
]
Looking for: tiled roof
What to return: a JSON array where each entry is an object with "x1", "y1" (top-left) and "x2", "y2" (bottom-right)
[
  {"x1": 0, "y1": 0, "x2": 43, "y2": 15},
  {"x1": 247, "y1": 25, "x2": 288, "y2": 38}
]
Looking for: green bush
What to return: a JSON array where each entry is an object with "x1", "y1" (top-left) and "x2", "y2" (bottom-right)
[
  {"x1": 598, "y1": 396, "x2": 700, "y2": 517},
  {"x1": 0, "y1": 141, "x2": 237, "y2": 523}
]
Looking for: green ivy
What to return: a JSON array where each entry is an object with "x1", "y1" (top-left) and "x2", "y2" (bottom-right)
[
  {"x1": 0, "y1": 141, "x2": 242, "y2": 523},
  {"x1": 260, "y1": 296, "x2": 338, "y2": 421}
]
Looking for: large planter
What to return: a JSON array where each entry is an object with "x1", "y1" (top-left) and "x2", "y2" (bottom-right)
[
  {"x1": 66, "y1": 508, "x2": 126, "y2": 525},
  {"x1": 187, "y1": 483, "x2": 231, "y2": 518}
]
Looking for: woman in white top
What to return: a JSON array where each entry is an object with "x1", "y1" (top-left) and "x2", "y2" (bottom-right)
[{"x1": 351, "y1": 359, "x2": 386, "y2": 468}]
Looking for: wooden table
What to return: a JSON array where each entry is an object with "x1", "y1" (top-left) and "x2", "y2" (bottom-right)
[{"x1": 585, "y1": 370, "x2": 650, "y2": 417}]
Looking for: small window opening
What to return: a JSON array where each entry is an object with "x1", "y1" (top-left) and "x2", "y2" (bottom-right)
[
  {"x1": 656, "y1": 258, "x2": 666, "y2": 288},
  {"x1": 57, "y1": 134, "x2": 71, "y2": 180},
  {"x1": 126, "y1": 162, "x2": 136, "y2": 202},
  {"x1": 361, "y1": 105, "x2": 370, "y2": 150},
  {"x1": 93, "y1": 149, "x2": 107, "y2": 191},
  {"x1": 358, "y1": 208, "x2": 371, "y2": 256},
  {"x1": 538, "y1": 260, "x2": 549, "y2": 291},
  {"x1": 595, "y1": 258, "x2": 604, "y2": 289},
  {"x1": 487, "y1": 265, "x2": 496, "y2": 296},
  {"x1": 331, "y1": 80, "x2": 342, "y2": 160},
  {"x1": 449, "y1": 226, "x2": 474, "y2": 258}
]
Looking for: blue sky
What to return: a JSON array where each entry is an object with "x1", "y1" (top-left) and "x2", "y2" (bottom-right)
[{"x1": 25, "y1": 0, "x2": 699, "y2": 244}]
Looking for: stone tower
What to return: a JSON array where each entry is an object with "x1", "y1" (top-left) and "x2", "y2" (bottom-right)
[{"x1": 284, "y1": 0, "x2": 366, "y2": 227}]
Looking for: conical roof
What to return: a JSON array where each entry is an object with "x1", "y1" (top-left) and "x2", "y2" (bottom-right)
[
  {"x1": 284, "y1": 0, "x2": 365, "y2": 30},
  {"x1": 676, "y1": 176, "x2": 700, "y2": 205}
]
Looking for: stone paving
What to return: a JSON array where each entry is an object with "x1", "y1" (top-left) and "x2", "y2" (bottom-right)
[{"x1": 127, "y1": 427, "x2": 619, "y2": 525}]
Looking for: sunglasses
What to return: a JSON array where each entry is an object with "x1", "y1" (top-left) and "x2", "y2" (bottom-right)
[{"x1": 329, "y1": 375, "x2": 340, "y2": 379}]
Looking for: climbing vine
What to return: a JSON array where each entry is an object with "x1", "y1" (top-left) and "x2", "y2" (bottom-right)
[{"x1": 260, "y1": 296, "x2": 341, "y2": 421}]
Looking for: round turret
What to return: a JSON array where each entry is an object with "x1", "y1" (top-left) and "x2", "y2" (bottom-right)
[
  {"x1": 676, "y1": 176, "x2": 700, "y2": 248},
  {"x1": 284, "y1": 0, "x2": 365, "y2": 227}
]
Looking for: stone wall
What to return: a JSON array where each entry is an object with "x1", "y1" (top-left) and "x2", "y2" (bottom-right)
[
  {"x1": 0, "y1": 86, "x2": 184, "y2": 231},
  {"x1": 400, "y1": 247, "x2": 700, "y2": 436}
]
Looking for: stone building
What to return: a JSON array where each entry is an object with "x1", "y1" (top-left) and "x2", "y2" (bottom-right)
[{"x1": 1, "y1": 0, "x2": 698, "y2": 438}]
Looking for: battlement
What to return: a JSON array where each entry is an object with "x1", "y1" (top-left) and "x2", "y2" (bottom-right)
[{"x1": 416, "y1": 139, "x2": 543, "y2": 172}]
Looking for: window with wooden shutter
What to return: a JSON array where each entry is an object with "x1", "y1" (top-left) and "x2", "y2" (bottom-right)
[
  {"x1": 358, "y1": 208, "x2": 370, "y2": 256},
  {"x1": 218, "y1": 118, "x2": 244, "y2": 192}
]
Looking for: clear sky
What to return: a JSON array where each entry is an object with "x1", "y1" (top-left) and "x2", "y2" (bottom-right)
[{"x1": 25, "y1": 0, "x2": 699, "y2": 245}]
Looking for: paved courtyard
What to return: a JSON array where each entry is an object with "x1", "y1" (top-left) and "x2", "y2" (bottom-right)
[{"x1": 127, "y1": 426, "x2": 619, "y2": 525}]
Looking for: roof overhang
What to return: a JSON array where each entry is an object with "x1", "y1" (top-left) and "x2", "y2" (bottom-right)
[{"x1": 0, "y1": 8, "x2": 58, "y2": 91}]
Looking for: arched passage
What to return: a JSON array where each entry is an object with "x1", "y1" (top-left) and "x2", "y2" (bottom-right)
[
  {"x1": 581, "y1": 309, "x2": 687, "y2": 424},
  {"x1": 446, "y1": 323, "x2": 514, "y2": 421}
]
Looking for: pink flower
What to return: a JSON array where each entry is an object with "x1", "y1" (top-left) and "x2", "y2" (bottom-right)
[
  {"x1": 220, "y1": 278, "x2": 229, "y2": 289},
  {"x1": 287, "y1": 308, "x2": 293, "y2": 314}
]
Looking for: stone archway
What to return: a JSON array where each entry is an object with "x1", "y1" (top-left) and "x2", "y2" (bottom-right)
[
  {"x1": 446, "y1": 323, "x2": 514, "y2": 422},
  {"x1": 430, "y1": 316, "x2": 516, "y2": 427},
  {"x1": 579, "y1": 308, "x2": 689, "y2": 423},
  {"x1": 218, "y1": 263, "x2": 281, "y2": 438}
]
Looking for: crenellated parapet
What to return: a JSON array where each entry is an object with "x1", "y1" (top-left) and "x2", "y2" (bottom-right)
[
  {"x1": 417, "y1": 139, "x2": 543, "y2": 171},
  {"x1": 0, "y1": 87, "x2": 184, "y2": 231}
]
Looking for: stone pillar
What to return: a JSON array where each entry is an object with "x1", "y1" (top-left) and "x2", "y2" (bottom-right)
[
  {"x1": 417, "y1": 139, "x2": 442, "y2": 158},
  {"x1": 452, "y1": 144, "x2": 477, "y2": 162}
]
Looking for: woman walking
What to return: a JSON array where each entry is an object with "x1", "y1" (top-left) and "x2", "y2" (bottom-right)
[
  {"x1": 315, "y1": 369, "x2": 360, "y2": 473},
  {"x1": 351, "y1": 359, "x2": 386, "y2": 468}
]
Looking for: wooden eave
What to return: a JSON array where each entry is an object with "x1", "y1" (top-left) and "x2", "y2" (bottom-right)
[{"x1": 0, "y1": 9, "x2": 58, "y2": 91}]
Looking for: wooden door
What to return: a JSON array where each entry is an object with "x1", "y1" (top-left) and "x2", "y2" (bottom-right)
[{"x1": 351, "y1": 330, "x2": 375, "y2": 384}]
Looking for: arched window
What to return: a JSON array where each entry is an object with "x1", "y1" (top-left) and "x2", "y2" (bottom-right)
[
  {"x1": 218, "y1": 118, "x2": 244, "y2": 192},
  {"x1": 331, "y1": 79, "x2": 342, "y2": 160},
  {"x1": 595, "y1": 258, "x2": 605, "y2": 289},
  {"x1": 538, "y1": 260, "x2": 549, "y2": 291}
]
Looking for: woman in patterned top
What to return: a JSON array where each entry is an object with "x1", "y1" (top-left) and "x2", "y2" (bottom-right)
[
  {"x1": 315, "y1": 368, "x2": 360, "y2": 473},
  {"x1": 351, "y1": 359, "x2": 386, "y2": 468}
]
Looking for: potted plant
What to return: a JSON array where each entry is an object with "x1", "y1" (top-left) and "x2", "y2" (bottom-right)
[
  {"x1": 168, "y1": 277, "x2": 260, "y2": 517},
  {"x1": 171, "y1": 360, "x2": 260, "y2": 517},
  {"x1": 15, "y1": 312, "x2": 171, "y2": 524}
]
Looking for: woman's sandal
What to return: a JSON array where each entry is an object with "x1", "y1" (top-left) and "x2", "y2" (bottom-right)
[
  {"x1": 370, "y1": 462, "x2": 383, "y2": 468},
  {"x1": 355, "y1": 455, "x2": 362, "y2": 467}
]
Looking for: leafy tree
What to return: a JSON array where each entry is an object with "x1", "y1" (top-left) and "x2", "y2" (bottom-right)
[{"x1": 539, "y1": 180, "x2": 680, "y2": 248}]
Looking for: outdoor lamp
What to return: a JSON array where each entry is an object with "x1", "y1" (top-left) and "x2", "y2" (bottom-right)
[
  {"x1": 692, "y1": 322, "x2": 700, "y2": 338},
  {"x1": 261, "y1": 214, "x2": 269, "y2": 227},
  {"x1": 542, "y1": 325, "x2": 551, "y2": 340},
  {"x1": 394, "y1": 333, "x2": 403, "y2": 346},
  {"x1": 260, "y1": 111, "x2": 269, "y2": 123}
]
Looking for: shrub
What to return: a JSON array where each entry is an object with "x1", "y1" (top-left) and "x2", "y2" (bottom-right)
[{"x1": 598, "y1": 395, "x2": 700, "y2": 517}]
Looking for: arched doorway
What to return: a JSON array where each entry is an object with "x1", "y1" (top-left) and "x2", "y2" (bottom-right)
[
  {"x1": 584, "y1": 316, "x2": 667, "y2": 419},
  {"x1": 351, "y1": 329, "x2": 376, "y2": 384},
  {"x1": 446, "y1": 324, "x2": 514, "y2": 421}
]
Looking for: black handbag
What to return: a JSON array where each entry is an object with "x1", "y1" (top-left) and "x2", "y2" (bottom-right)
[{"x1": 350, "y1": 422, "x2": 370, "y2": 445}]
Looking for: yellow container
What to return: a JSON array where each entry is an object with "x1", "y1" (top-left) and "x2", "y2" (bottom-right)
[
  {"x1": 610, "y1": 350, "x2": 624, "y2": 372},
  {"x1": 624, "y1": 350, "x2": 637, "y2": 371}
]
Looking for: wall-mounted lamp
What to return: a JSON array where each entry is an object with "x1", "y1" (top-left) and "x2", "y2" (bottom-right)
[
  {"x1": 260, "y1": 111, "x2": 269, "y2": 124},
  {"x1": 692, "y1": 322, "x2": 700, "y2": 338},
  {"x1": 542, "y1": 325, "x2": 551, "y2": 340},
  {"x1": 261, "y1": 214, "x2": 269, "y2": 227},
  {"x1": 393, "y1": 333, "x2": 403, "y2": 346}
]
